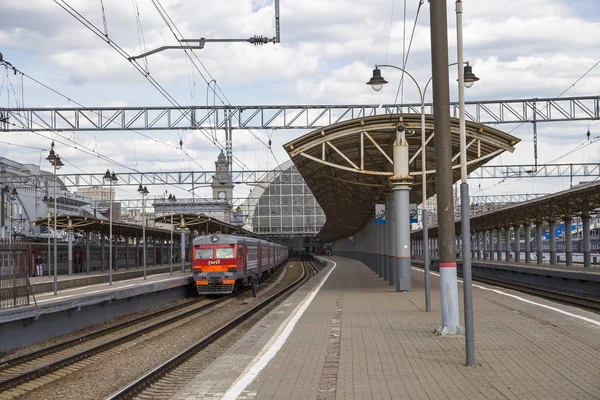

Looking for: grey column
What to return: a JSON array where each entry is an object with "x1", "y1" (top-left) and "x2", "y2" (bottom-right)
[
  {"x1": 114, "y1": 234, "x2": 119, "y2": 271},
  {"x1": 101, "y1": 233, "x2": 106, "y2": 272},
  {"x1": 496, "y1": 229, "x2": 502, "y2": 261},
  {"x1": 380, "y1": 208, "x2": 386, "y2": 279},
  {"x1": 549, "y1": 220, "x2": 557, "y2": 265},
  {"x1": 524, "y1": 224, "x2": 531, "y2": 263},
  {"x1": 68, "y1": 229, "x2": 73, "y2": 275},
  {"x1": 86, "y1": 231, "x2": 91, "y2": 274},
  {"x1": 536, "y1": 221, "x2": 543, "y2": 264},
  {"x1": 483, "y1": 231, "x2": 488, "y2": 260},
  {"x1": 136, "y1": 236, "x2": 140, "y2": 267},
  {"x1": 505, "y1": 226, "x2": 511, "y2": 262},
  {"x1": 392, "y1": 144, "x2": 412, "y2": 292},
  {"x1": 565, "y1": 216, "x2": 573, "y2": 266},
  {"x1": 513, "y1": 225, "x2": 520, "y2": 263},
  {"x1": 583, "y1": 213, "x2": 591, "y2": 268},
  {"x1": 125, "y1": 236, "x2": 130, "y2": 270},
  {"x1": 181, "y1": 230, "x2": 186, "y2": 273},
  {"x1": 489, "y1": 230, "x2": 494, "y2": 260},
  {"x1": 475, "y1": 232, "x2": 480, "y2": 260},
  {"x1": 388, "y1": 195, "x2": 395, "y2": 286}
]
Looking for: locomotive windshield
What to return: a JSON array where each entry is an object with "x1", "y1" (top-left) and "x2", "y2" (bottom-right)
[
  {"x1": 216, "y1": 248, "x2": 235, "y2": 258},
  {"x1": 196, "y1": 248, "x2": 214, "y2": 259}
]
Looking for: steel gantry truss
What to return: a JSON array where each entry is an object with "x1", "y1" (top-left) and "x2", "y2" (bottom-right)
[
  {"x1": 1, "y1": 163, "x2": 599, "y2": 188},
  {"x1": 1, "y1": 95, "x2": 599, "y2": 132}
]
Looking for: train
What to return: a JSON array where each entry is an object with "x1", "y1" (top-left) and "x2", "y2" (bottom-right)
[{"x1": 192, "y1": 234, "x2": 288, "y2": 295}]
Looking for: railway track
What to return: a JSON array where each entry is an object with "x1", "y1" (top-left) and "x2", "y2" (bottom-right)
[
  {"x1": 108, "y1": 260, "x2": 320, "y2": 400},
  {"x1": 424, "y1": 264, "x2": 600, "y2": 313},
  {"x1": 0, "y1": 295, "x2": 233, "y2": 398}
]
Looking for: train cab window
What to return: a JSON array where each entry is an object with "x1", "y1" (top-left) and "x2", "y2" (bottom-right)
[
  {"x1": 196, "y1": 248, "x2": 214, "y2": 259},
  {"x1": 237, "y1": 247, "x2": 243, "y2": 259},
  {"x1": 216, "y1": 248, "x2": 235, "y2": 258}
]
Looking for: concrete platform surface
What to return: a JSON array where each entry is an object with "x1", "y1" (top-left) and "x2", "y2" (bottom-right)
[
  {"x1": 26, "y1": 263, "x2": 191, "y2": 295},
  {"x1": 172, "y1": 256, "x2": 600, "y2": 400}
]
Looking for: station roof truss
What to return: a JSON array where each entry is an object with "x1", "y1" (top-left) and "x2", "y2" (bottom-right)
[
  {"x1": 284, "y1": 114, "x2": 519, "y2": 241},
  {"x1": 411, "y1": 180, "x2": 600, "y2": 238},
  {"x1": 34, "y1": 215, "x2": 171, "y2": 239},
  {"x1": 153, "y1": 213, "x2": 257, "y2": 238}
]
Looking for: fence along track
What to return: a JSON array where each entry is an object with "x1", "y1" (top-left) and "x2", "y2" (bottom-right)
[{"x1": 108, "y1": 261, "x2": 314, "y2": 400}]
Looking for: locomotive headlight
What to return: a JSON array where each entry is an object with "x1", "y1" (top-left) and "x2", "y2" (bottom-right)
[{"x1": 210, "y1": 234, "x2": 219, "y2": 243}]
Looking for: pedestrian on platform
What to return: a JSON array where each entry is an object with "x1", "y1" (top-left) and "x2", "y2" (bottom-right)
[
  {"x1": 249, "y1": 272, "x2": 259, "y2": 297},
  {"x1": 74, "y1": 253, "x2": 81, "y2": 273},
  {"x1": 35, "y1": 254, "x2": 43, "y2": 277}
]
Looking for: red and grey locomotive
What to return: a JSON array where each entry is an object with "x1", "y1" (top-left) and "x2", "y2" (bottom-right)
[{"x1": 192, "y1": 234, "x2": 288, "y2": 295}]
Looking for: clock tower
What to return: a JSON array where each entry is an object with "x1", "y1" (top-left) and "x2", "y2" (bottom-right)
[{"x1": 212, "y1": 150, "x2": 234, "y2": 201}]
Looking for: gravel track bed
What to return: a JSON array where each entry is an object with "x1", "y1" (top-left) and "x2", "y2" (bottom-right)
[
  {"x1": 0, "y1": 297, "x2": 195, "y2": 363},
  {"x1": 18, "y1": 264, "x2": 303, "y2": 400}
]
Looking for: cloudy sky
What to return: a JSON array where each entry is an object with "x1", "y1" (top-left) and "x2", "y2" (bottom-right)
[{"x1": 1, "y1": 0, "x2": 599, "y2": 205}]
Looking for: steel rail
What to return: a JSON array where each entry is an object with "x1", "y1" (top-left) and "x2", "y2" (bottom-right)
[
  {"x1": 0, "y1": 296, "x2": 231, "y2": 393},
  {"x1": 107, "y1": 260, "x2": 312, "y2": 399},
  {"x1": 0, "y1": 298, "x2": 201, "y2": 371}
]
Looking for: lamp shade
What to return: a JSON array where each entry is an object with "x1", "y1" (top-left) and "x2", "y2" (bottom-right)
[
  {"x1": 463, "y1": 64, "x2": 479, "y2": 88},
  {"x1": 367, "y1": 67, "x2": 388, "y2": 91}
]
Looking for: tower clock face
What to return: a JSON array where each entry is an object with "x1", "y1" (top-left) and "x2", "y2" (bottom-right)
[
  {"x1": 217, "y1": 164, "x2": 225, "y2": 172},
  {"x1": 218, "y1": 191, "x2": 226, "y2": 199}
]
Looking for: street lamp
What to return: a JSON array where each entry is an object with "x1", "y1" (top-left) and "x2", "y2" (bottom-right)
[
  {"x1": 456, "y1": 0, "x2": 476, "y2": 366},
  {"x1": 104, "y1": 169, "x2": 118, "y2": 285},
  {"x1": 167, "y1": 193, "x2": 176, "y2": 275},
  {"x1": 46, "y1": 143, "x2": 63, "y2": 296},
  {"x1": 43, "y1": 194, "x2": 54, "y2": 278},
  {"x1": 367, "y1": 62, "x2": 478, "y2": 311},
  {"x1": 138, "y1": 184, "x2": 149, "y2": 279}
]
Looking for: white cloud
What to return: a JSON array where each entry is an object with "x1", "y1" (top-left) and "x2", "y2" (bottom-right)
[{"x1": 1, "y1": 0, "x2": 599, "y2": 204}]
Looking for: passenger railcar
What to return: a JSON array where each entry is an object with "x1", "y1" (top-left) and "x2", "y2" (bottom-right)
[{"x1": 192, "y1": 234, "x2": 288, "y2": 295}]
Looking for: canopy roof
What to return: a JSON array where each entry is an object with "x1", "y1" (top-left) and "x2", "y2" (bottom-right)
[{"x1": 284, "y1": 113, "x2": 520, "y2": 241}]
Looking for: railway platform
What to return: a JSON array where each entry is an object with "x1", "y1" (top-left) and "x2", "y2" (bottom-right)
[
  {"x1": 0, "y1": 266, "x2": 194, "y2": 353},
  {"x1": 173, "y1": 256, "x2": 600, "y2": 400}
]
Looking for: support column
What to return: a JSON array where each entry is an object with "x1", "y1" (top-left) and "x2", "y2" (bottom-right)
[
  {"x1": 513, "y1": 225, "x2": 520, "y2": 263},
  {"x1": 391, "y1": 128, "x2": 413, "y2": 292},
  {"x1": 505, "y1": 226, "x2": 511, "y2": 262},
  {"x1": 180, "y1": 231, "x2": 185, "y2": 272},
  {"x1": 583, "y1": 212, "x2": 591, "y2": 268},
  {"x1": 67, "y1": 226, "x2": 73, "y2": 276},
  {"x1": 136, "y1": 236, "x2": 140, "y2": 267},
  {"x1": 475, "y1": 232, "x2": 480, "y2": 260},
  {"x1": 496, "y1": 228, "x2": 502, "y2": 261},
  {"x1": 101, "y1": 233, "x2": 106, "y2": 272},
  {"x1": 380, "y1": 206, "x2": 386, "y2": 279},
  {"x1": 524, "y1": 224, "x2": 531, "y2": 263},
  {"x1": 114, "y1": 234, "x2": 118, "y2": 271},
  {"x1": 387, "y1": 194, "x2": 395, "y2": 287},
  {"x1": 430, "y1": 0, "x2": 460, "y2": 332},
  {"x1": 536, "y1": 220, "x2": 543, "y2": 264},
  {"x1": 489, "y1": 230, "x2": 494, "y2": 260},
  {"x1": 483, "y1": 231, "x2": 488, "y2": 260},
  {"x1": 86, "y1": 231, "x2": 91, "y2": 274},
  {"x1": 549, "y1": 220, "x2": 557, "y2": 265},
  {"x1": 565, "y1": 215, "x2": 573, "y2": 266},
  {"x1": 125, "y1": 236, "x2": 130, "y2": 270}
]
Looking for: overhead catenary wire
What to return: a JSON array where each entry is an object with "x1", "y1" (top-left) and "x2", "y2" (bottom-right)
[
  {"x1": 393, "y1": 0, "x2": 424, "y2": 107},
  {"x1": 149, "y1": 0, "x2": 280, "y2": 170}
]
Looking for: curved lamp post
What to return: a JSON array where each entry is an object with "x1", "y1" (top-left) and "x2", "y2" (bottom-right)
[
  {"x1": 46, "y1": 144, "x2": 63, "y2": 295},
  {"x1": 137, "y1": 184, "x2": 149, "y2": 279},
  {"x1": 367, "y1": 62, "x2": 478, "y2": 311},
  {"x1": 104, "y1": 170, "x2": 118, "y2": 285}
]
